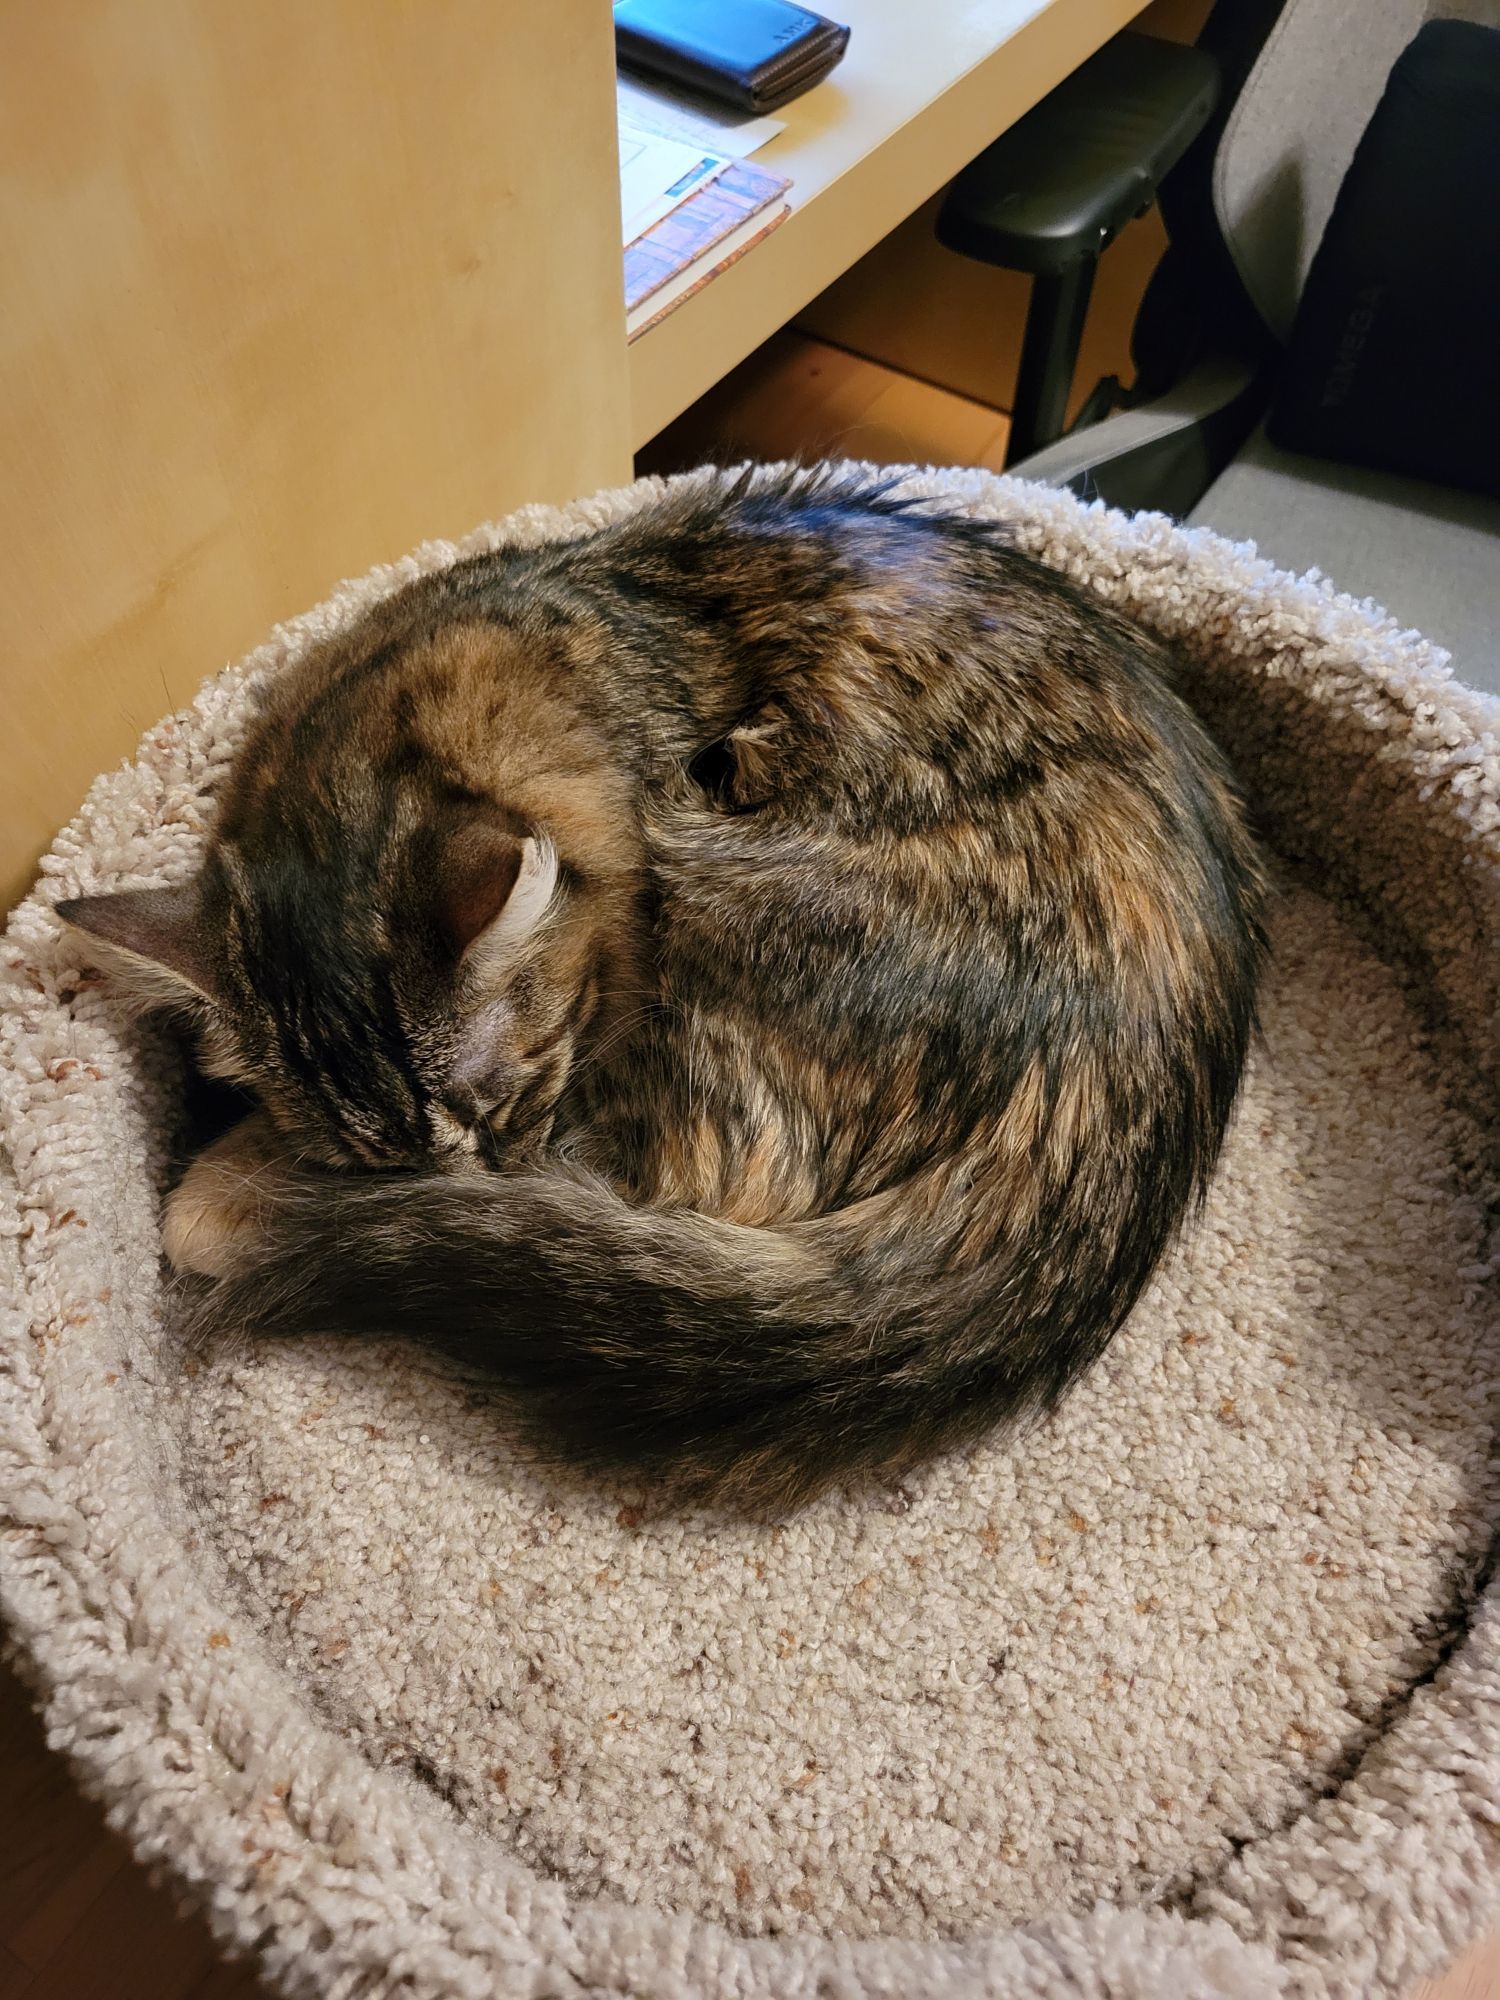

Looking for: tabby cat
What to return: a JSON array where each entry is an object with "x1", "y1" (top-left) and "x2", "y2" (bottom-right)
[{"x1": 60, "y1": 466, "x2": 1266, "y2": 1511}]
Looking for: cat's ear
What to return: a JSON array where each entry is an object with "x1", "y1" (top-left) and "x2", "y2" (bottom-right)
[
  {"x1": 439, "y1": 817, "x2": 559, "y2": 982},
  {"x1": 56, "y1": 883, "x2": 224, "y2": 1008}
]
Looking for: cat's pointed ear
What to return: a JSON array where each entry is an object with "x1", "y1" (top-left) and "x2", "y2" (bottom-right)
[
  {"x1": 56, "y1": 883, "x2": 224, "y2": 1008},
  {"x1": 439, "y1": 818, "x2": 559, "y2": 980}
]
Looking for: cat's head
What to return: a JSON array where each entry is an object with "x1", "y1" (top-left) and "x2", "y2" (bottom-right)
[{"x1": 57, "y1": 798, "x2": 629, "y2": 1173}]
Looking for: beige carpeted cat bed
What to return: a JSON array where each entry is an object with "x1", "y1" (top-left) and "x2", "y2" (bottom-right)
[{"x1": 2, "y1": 466, "x2": 1498, "y2": 2000}]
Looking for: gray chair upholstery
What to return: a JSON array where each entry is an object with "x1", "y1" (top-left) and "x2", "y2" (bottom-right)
[
  {"x1": 1011, "y1": 0, "x2": 1500, "y2": 693},
  {"x1": 1190, "y1": 432, "x2": 1500, "y2": 681}
]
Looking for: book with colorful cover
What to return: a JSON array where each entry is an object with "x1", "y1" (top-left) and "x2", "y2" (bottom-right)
[
  {"x1": 627, "y1": 203, "x2": 790, "y2": 340},
  {"x1": 625, "y1": 156, "x2": 791, "y2": 318}
]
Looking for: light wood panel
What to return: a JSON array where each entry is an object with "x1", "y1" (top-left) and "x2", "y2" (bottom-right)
[{"x1": 0, "y1": 0, "x2": 630, "y2": 916}]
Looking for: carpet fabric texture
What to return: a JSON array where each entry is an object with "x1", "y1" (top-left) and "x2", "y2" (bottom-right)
[{"x1": 1, "y1": 465, "x2": 1498, "y2": 2000}]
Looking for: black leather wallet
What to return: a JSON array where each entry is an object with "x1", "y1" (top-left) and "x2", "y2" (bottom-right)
[{"x1": 615, "y1": 0, "x2": 850, "y2": 115}]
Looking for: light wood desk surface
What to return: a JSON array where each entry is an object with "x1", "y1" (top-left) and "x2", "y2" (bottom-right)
[{"x1": 628, "y1": 0, "x2": 1150, "y2": 448}]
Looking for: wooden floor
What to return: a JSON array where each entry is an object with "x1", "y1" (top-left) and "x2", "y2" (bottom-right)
[
  {"x1": 637, "y1": 327, "x2": 1018, "y2": 478},
  {"x1": 0, "y1": 1663, "x2": 265, "y2": 2000},
  {"x1": 5, "y1": 333, "x2": 1497, "y2": 2000}
]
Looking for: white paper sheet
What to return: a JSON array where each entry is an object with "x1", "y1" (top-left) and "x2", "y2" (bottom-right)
[
  {"x1": 617, "y1": 112, "x2": 731, "y2": 246},
  {"x1": 617, "y1": 73, "x2": 786, "y2": 159}
]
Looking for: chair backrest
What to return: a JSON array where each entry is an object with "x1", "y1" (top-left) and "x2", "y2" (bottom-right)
[{"x1": 1213, "y1": 0, "x2": 1500, "y2": 340}]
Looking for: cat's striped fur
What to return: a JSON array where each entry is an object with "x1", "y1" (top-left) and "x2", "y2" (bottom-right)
[{"x1": 61, "y1": 466, "x2": 1267, "y2": 1511}]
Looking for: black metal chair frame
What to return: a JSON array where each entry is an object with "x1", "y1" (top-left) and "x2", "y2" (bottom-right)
[{"x1": 936, "y1": 3, "x2": 1289, "y2": 495}]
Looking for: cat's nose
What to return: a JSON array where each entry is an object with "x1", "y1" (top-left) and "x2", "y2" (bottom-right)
[
  {"x1": 427, "y1": 1096, "x2": 493, "y2": 1163},
  {"x1": 441, "y1": 1082, "x2": 510, "y2": 1129}
]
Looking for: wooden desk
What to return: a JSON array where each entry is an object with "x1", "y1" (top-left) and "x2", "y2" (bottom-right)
[{"x1": 628, "y1": 0, "x2": 1150, "y2": 447}]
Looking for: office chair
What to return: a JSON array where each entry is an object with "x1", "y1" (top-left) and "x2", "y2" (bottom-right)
[{"x1": 937, "y1": 0, "x2": 1500, "y2": 691}]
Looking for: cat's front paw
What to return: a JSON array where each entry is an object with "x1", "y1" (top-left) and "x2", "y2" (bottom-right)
[{"x1": 163, "y1": 1110, "x2": 288, "y2": 1280}]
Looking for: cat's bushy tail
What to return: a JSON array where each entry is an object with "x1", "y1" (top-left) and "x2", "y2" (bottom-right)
[{"x1": 180, "y1": 1145, "x2": 1163, "y2": 1512}]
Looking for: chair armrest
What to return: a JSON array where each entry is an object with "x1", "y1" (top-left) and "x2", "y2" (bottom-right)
[
  {"x1": 1007, "y1": 355, "x2": 1270, "y2": 517},
  {"x1": 936, "y1": 33, "x2": 1220, "y2": 276}
]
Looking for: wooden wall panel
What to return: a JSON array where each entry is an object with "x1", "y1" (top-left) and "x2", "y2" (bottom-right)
[{"x1": 0, "y1": 1, "x2": 629, "y2": 912}]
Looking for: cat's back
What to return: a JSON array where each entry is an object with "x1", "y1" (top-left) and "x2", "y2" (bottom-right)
[{"x1": 606, "y1": 472, "x2": 1265, "y2": 1226}]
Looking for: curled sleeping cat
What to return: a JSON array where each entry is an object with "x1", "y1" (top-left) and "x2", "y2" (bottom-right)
[{"x1": 60, "y1": 467, "x2": 1266, "y2": 1511}]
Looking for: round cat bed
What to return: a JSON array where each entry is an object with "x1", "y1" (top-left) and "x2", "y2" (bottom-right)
[{"x1": 2, "y1": 466, "x2": 1497, "y2": 2000}]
